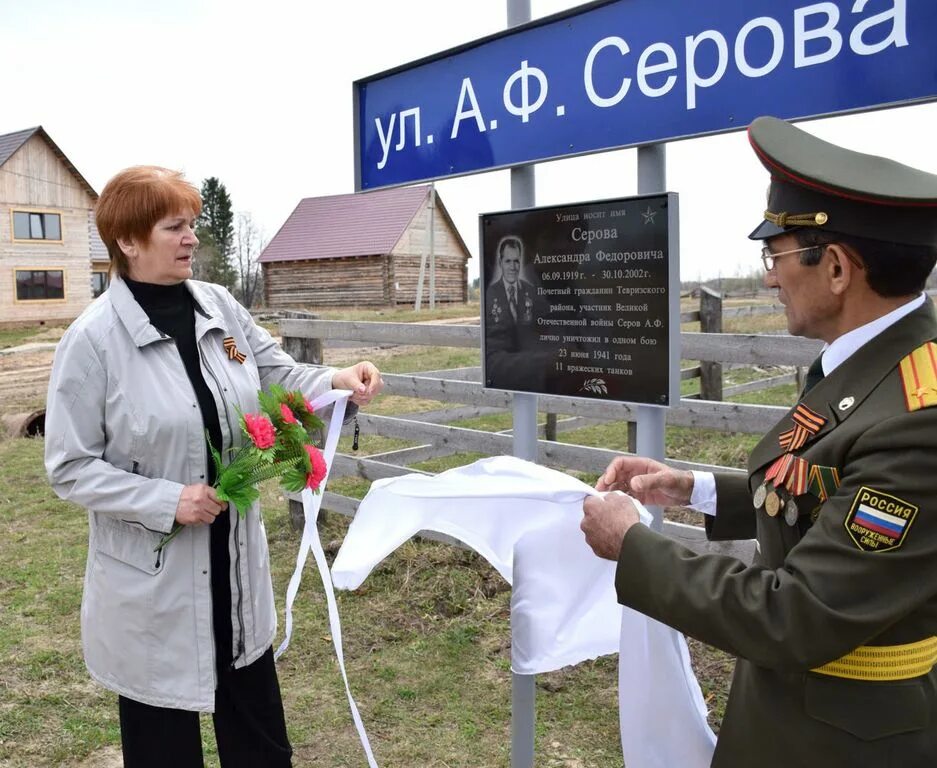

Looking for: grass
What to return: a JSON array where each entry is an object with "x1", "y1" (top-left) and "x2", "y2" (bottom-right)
[
  {"x1": 328, "y1": 346, "x2": 481, "y2": 375},
  {"x1": 0, "y1": 325, "x2": 65, "y2": 350}
]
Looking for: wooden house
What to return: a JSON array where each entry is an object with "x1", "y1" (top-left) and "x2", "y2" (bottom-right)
[
  {"x1": 0, "y1": 126, "x2": 107, "y2": 326},
  {"x1": 259, "y1": 185, "x2": 470, "y2": 308}
]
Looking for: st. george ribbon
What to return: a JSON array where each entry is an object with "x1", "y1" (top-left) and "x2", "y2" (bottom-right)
[{"x1": 274, "y1": 388, "x2": 380, "y2": 768}]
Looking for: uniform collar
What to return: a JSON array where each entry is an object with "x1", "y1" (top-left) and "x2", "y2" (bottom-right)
[
  {"x1": 749, "y1": 299, "x2": 937, "y2": 473},
  {"x1": 821, "y1": 292, "x2": 926, "y2": 376}
]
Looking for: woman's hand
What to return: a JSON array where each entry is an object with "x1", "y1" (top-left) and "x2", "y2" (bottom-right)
[
  {"x1": 175, "y1": 484, "x2": 228, "y2": 526},
  {"x1": 332, "y1": 361, "x2": 383, "y2": 407}
]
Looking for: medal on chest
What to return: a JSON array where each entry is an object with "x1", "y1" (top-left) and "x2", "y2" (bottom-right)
[{"x1": 754, "y1": 403, "x2": 826, "y2": 526}]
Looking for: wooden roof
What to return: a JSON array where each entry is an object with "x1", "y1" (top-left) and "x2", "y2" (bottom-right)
[
  {"x1": 259, "y1": 185, "x2": 469, "y2": 263},
  {"x1": 0, "y1": 126, "x2": 98, "y2": 200}
]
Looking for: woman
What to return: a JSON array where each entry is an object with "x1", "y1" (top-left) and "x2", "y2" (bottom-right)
[{"x1": 44, "y1": 166, "x2": 382, "y2": 767}]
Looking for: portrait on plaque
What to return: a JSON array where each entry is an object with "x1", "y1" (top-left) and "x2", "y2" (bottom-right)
[{"x1": 481, "y1": 193, "x2": 678, "y2": 405}]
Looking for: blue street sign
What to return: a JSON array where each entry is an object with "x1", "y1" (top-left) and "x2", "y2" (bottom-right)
[{"x1": 354, "y1": 0, "x2": 937, "y2": 191}]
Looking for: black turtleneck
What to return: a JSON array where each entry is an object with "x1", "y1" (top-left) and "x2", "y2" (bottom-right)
[{"x1": 124, "y1": 276, "x2": 234, "y2": 670}]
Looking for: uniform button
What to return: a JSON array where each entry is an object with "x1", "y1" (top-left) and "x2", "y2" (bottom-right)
[
  {"x1": 199, "y1": 474, "x2": 205, "y2": 479},
  {"x1": 202, "y1": 570, "x2": 208, "y2": 575}
]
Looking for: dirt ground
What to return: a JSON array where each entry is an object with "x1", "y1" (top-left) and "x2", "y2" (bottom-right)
[
  {"x1": 0, "y1": 347, "x2": 56, "y2": 419},
  {"x1": 76, "y1": 747, "x2": 123, "y2": 767}
]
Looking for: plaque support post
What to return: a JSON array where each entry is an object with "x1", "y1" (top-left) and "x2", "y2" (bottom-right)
[
  {"x1": 636, "y1": 143, "x2": 667, "y2": 532},
  {"x1": 506, "y1": 5, "x2": 536, "y2": 767}
]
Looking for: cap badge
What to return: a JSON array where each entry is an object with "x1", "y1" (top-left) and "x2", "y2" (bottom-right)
[{"x1": 838, "y1": 396, "x2": 855, "y2": 411}]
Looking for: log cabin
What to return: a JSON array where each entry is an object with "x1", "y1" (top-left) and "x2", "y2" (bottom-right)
[{"x1": 260, "y1": 185, "x2": 470, "y2": 308}]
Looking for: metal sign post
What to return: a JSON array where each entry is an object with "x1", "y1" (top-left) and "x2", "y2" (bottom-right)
[
  {"x1": 505, "y1": 7, "x2": 537, "y2": 767},
  {"x1": 636, "y1": 143, "x2": 669, "y2": 531},
  {"x1": 509, "y1": 162, "x2": 538, "y2": 768}
]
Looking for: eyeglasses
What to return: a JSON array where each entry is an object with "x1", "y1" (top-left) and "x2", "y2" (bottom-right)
[{"x1": 760, "y1": 244, "x2": 822, "y2": 272}]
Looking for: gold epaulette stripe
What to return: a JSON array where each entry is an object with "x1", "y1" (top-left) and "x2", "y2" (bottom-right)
[
  {"x1": 812, "y1": 636, "x2": 937, "y2": 681},
  {"x1": 899, "y1": 342, "x2": 937, "y2": 412}
]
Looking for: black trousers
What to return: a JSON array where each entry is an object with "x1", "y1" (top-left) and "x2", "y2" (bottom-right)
[{"x1": 118, "y1": 647, "x2": 292, "y2": 768}]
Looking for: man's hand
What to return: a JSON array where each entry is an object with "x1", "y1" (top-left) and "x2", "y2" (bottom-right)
[
  {"x1": 332, "y1": 361, "x2": 383, "y2": 406},
  {"x1": 581, "y1": 493, "x2": 641, "y2": 560},
  {"x1": 176, "y1": 484, "x2": 227, "y2": 526},
  {"x1": 596, "y1": 456, "x2": 694, "y2": 507}
]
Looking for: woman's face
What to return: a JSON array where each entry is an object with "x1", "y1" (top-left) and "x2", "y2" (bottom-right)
[{"x1": 126, "y1": 210, "x2": 199, "y2": 284}]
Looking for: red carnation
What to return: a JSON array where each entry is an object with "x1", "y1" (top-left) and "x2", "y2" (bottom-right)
[
  {"x1": 243, "y1": 413, "x2": 276, "y2": 450},
  {"x1": 304, "y1": 397, "x2": 315, "y2": 414},
  {"x1": 280, "y1": 403, "x2": 299, "y2": 424},
  {"x1": 304, "y1": 444, "x2": 328, "y2": 490}
]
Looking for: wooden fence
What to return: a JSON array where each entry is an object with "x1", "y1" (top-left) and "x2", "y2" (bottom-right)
[{"x1": 281, "y1": 297, "x2": 819, "y2": 562}]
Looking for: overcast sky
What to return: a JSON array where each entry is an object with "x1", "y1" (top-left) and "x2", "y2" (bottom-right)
[{"x1": 3, "y1": 0, "x2": 934, "y2": 282}]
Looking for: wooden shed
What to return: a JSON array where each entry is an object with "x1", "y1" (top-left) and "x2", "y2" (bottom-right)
[
  {"x1": 259, "y1": 185, "x2": 470, "y2": 308},
  {"x1": 0, "y1": 126, "x2": 106, "y2": 326}
]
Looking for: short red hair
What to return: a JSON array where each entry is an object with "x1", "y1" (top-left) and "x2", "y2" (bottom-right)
[{"x1": 95, "y1": 166, "x2": 202, "y2": 277}]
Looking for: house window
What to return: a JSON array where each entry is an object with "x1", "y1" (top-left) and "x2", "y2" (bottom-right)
[
  {"x1": 15, "y1": 270, "x2": 65, "y2": 300},
  {"x1": 13, "y1": 211, "x2": 62, "y2": 241},
  {"x1": 91, "y1": 270, "x2": 109, "y2": 298}
]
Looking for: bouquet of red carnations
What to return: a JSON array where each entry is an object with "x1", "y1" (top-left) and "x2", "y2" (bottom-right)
[{"x1": 156, "y1": 384, "x2": 328, "y2": 553}]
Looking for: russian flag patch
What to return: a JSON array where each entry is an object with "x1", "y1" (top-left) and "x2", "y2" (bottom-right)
[{"x1": 845, "y1": 487, "x2": 918, "y2": 552}]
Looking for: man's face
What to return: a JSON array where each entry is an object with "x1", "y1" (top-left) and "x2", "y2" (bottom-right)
[
  {"x1": 763, "y1": 233, "x2": 835, "y2": 340},
  {"x1": 500, "y1": 245, "x2": 521, "y2": 285}
]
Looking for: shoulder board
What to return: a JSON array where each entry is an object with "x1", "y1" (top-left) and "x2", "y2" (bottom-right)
[{"x1": 899, "y1": 341, "x2": 937, "y2": 412}]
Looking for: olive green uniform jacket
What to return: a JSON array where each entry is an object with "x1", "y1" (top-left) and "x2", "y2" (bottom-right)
[{"x1": 616, "y1": 300, "x2": 937, "y2": 767}]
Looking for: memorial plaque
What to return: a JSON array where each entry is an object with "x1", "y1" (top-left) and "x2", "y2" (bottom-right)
[{"x1": 481, "y1": 193, "x2": 679, "y2": 405}]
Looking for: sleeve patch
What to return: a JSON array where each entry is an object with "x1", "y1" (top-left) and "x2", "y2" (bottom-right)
[
  {"x1": 844, "y1": 487, "x2": 918, "y2": 552},
  {"x1": 899, "y1": 341, "x2": 937, "y2": 412}
]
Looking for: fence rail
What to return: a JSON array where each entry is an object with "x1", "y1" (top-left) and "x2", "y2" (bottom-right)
[
  {"x1": 281, "y1": 318, "x2": 822, "y2": 367},
  {"x1": 279, "y1": 295, "x2": 807, "y2": 565},
  {"x1": 281, "y1": 290, "x2": 817, "y2": 402},
  {"x1": 375, "y1": 373, "x2": 788, "y2": 434}
]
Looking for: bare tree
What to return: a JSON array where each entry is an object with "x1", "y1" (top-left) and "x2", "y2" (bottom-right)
[{"x1": 234, "y1": 212, "x2": 265, "y2": 308}]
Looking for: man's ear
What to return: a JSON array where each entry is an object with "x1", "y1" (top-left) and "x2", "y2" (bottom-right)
[{"x1": 825, "y1": 243, "x2": 860, "y2": 296}]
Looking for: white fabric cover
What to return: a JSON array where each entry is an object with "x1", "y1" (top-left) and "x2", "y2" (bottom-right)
[{"x1": 332, "y1": 456, "x2": 716, "y2": 767}]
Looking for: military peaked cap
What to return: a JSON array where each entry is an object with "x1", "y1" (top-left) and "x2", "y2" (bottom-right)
[{"x1": 748, "y1": 116, "x2": 937, "y2": 246}]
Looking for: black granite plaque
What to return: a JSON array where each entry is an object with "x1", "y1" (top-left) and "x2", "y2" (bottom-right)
[{"x1": 481, "y1": 193, "x2": 676, "y2": 405}]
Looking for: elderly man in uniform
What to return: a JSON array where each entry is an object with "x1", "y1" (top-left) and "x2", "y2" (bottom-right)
[
  {"x1": 485, "y1": 235, "x2": 545, "y2": 390},
  {"x1": 487, "y1": 236, "x2": 538, "y2": 331},
  {"x1": 581, "y1": 116, "x2": 937, "y2": 767}
]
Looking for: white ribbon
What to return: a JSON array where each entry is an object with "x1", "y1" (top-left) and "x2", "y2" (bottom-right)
[{"x1": 274, "y1": 389, "x2": 379, "y2": 767}]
